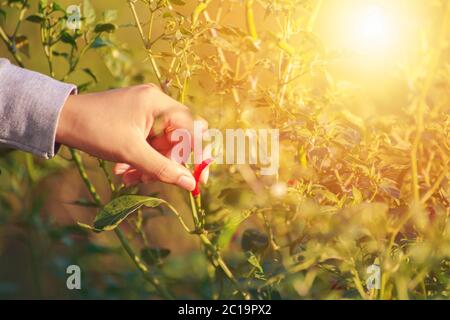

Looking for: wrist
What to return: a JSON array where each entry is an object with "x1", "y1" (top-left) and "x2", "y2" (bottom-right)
[{"x1": 56, "y1": 94, "x2": 77, "y2": 146}]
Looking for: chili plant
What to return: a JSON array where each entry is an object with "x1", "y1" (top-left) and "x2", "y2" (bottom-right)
[{"x1": 0, "y1": 0, "x2": 449, "y2": 299}]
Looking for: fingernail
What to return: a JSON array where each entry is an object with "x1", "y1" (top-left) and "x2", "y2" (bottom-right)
[
  {"x1": 177, "y1": 175, "x2": 196, "y2": 191},
  {"x1": 114, "y1": 163, "x2": 130, "y2": 175}
]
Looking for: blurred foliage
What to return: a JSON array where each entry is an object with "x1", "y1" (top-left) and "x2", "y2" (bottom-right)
[{"x1": 0, "y1": 0, "x2": 449, "y2": 299}]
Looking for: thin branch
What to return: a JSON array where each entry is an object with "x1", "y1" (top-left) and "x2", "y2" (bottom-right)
[{"x1": 70, "y1": 149, "x2": 173, "y2": 299}]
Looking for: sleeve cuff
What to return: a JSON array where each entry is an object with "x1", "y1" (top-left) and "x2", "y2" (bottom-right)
[{"x1": 0, "y1": 59, "x2": 77, "y2": 159}]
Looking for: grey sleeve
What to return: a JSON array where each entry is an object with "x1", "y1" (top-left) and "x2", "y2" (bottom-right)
[{"x1": 0, "y1": 58, "x2": 76, "y2": 159}]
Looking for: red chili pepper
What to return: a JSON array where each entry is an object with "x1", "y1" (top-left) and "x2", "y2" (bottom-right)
[{"x1": 192, "y1": 158, "x2": 214, "y2": 197}]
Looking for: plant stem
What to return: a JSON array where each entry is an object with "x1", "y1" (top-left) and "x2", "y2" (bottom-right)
[
  {"x1": 192, "y1": 0, "x2": 211, "y2": 26},
  {"x1": 162, "y1": 199, "x2": 250, "y2": 298},
  {"x1": 115, "y1": 227, "x2": 173, "y2": 299},
  {"x1": 98, "y1": 159, "x2": 116, "y2": 193},
  {"x1": 12, "y1": 0, "x2": 29, "y2": 38},
  {"x1": 40, "y1": 15, "x2": 55, "y2": 78},
  {"x1": 164, "y1": 202, "x2": 194, "y2": 234},
  {"x1": 245, "y1": 0, "x2": 258, "y2": 40},
  {"x1": 411, "y1": 1, "x2": 450, "y2": 201},
  {"x1": 0, "y1": 0, "x2": 28, "y2": 67},
  {"x1": 70, "y1": 148, "x2": 173, "y2": 299},
  {"x1": 198, "y1": 233, "x2": 250, "y2": 299},
  {"x1": 351, "y1": 267, "x2": 369, "y2": 300},
  {"x1": 189, "y1": 193, "x2": 250, "y2": 299},
  {"x1": 62, "y1": 36, "x2": 96, "y2": 82},
  {"x1": 0, "y1": 25, "x2": 24, "y2": 67},
  {"x1": 128, "y1": 1, "x2": 250, "y2": 299},
  {"x1": 70, "y1": 149, "x2": 102, "y2": 205},
  {"x1": 203, "y1": 11, "x2": 240, "y2": 106},
  {"x1": 127, "y1": 0, "x2": 163, "y2": 86},
  {"x1": 189, "y1": 193, "x2": 201, "y2": 229},
  {"x1": 420, "y1": 166, "x2": 448, "y2": 204},
  {"x1": 180, "y1": 75, "x2": 189, "y2": 104}
]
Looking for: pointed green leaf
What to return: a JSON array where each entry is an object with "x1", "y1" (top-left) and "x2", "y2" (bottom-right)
[
  {"x1": 90, "y1": 36, "x2": 113, "y2": 48},
  {"x1": 60, "y1": 31, "x2": 77, "y2": 48},
  {"x1": 217, "y1": 210, "x2": 252, "y2": 249},
  {"x1": 247, "y1": 252, "x2": 266, "y2": 280},
  {"x1": 70, "y1": 198, "x2": 101, "y2": 208},
  {"x1": 38, "y1": 0, "x2": 48, "y2": 12},
  {"x1": 82, "y1": 68, "x2": 98, "y2": 82},
  {"x1": 77, "y1": 222, "x2": 101, "y2": 232},
  {"x1": 94, "y1": 23, "x2": 117, "y2": 33},
  {"x1": 26, "y1": 14, "x2": 45, "y2": 23},
  {"x1": 93, "y1": 195, "x2": 166, "y2": 231},
  {"x1": 141, "y1": 247, "x2": 171, "y2": 266},
  {"x1": 52, "y1": 2, "x2": 65, "y2": 12},
  {"x1": 241, "y1": 228, "x2": 268, "y2": 253}
]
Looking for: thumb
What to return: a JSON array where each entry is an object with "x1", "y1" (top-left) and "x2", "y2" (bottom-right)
[{"x1": 128, "y1": 141, "x2": 196, "y2": 191}]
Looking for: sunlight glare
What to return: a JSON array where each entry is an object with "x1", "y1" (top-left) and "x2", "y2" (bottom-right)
[{"x1": 353, "y1": 5, "x2": 393, "y2": 54}]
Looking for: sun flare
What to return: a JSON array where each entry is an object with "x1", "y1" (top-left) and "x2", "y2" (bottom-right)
[
  {"x1": 317, "y1": 0, "x2": 425, "y2": 68},
  {"x1": 354, "y1": 5, "x2": 393, "y2": 52}
]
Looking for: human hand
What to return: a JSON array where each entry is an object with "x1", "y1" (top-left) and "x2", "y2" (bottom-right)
[{"x1": 56, "y1": 84, "x2": 205, "y2": 191}]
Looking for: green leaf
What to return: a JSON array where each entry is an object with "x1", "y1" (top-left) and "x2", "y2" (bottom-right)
[
  {"x1": 317, "y1": 189, "x2": 340, "y2": 204},
  {"x1": 82, "y1": 68, "x2": 97, "y2": 82},
  {"x1": 247, "y1": 252, "x2": 266, "y2": 280},
  {"x1": 340, "y1": 110, "x2": 365, "y2": 131},
  {"x1": 141, "y1": 247, "x2": 171, "y2": 266},
  {"x1": 93, "y1": 195, "x2": 166, "y2": 231},
  {"x1": 0, "y1": 9, "x2": 7, "y2": 21},
  {"x1": 52, "y1": 2, "x2": 65, "y2": 13},
  {"x1": 70, "y1": 198, "x2": 100, "y2": 208},
  {"x1": 52, "y1": 50, "x2": 69, "y2": 59},
  {"x1": 60, "y1": 31, "x2": 77, "y2": 48},
  {"x1": 77, "y1": 222, "x2": 101, "y2": 232},
  {"x1": 379, "y1": 178, "x2": 400, "y2": 199},
  {"x1": 217, "y1": 210, "x2": 252, "y2": 249},
  {"x1": 241, "y1": 229, "x2": 269, "y2": 253},
  {"x1": 113, "y1": 185, "x2": 140, "y2": 197},
  {"x1": 26, "y1": 14, "x2": 45, "y2": 23},
  {"x1": 38, "y1": 0, "x2": 48, "y2": 12},
  {"x1": 90, "y1": 36, "x2": 113, "y2": 48},
  {"x1": 94, "y1": 23, "x2": 117, "y2": 33},
  {"x1": 7, "y1": 0, "x2": 26, "y2": 4}
]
